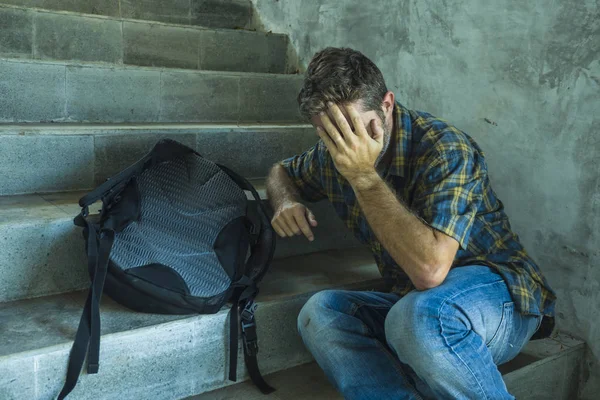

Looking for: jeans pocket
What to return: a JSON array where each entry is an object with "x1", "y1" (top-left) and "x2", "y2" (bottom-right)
[
  {"x1": 486, "y1": 301, "x2": 517, "y2": 365},
  {"x1": 486, "y1": 301, "x2": 513, "y2": 348}
]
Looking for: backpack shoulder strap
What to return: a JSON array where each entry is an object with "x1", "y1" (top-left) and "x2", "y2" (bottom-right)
[
  {"x1": 58, "y1": 217, "x2": 115, "y2": 399},
  {"x1": 217, "y1": 164, "x2": 276, "y2": 395},
  {"x1": 227, "y1": 283, "x2": 275, "y2": 395}
]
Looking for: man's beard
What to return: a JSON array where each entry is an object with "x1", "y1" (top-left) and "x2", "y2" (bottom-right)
[{"x1": 375, "y1": 114, "x2": 392, "y2": 167}]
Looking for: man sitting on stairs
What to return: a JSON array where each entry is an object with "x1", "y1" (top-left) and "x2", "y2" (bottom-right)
[{"x1": 265, "y1": 47, "x2": 557, "y2": 400}]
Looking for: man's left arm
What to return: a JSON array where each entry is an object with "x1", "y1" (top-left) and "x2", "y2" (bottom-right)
[
  {"x1": 318, "y1": 103, "x2": 481, "y2": 290},
  {"x1": 351, "y1": 172, "x2": 459, "y2": 290}
]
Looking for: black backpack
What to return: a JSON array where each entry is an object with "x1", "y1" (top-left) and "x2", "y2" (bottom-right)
[{"x1": 58, "y1": 139, "x2": 276, "y2": 399}]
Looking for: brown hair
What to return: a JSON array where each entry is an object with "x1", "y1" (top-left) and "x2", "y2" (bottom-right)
[{"x1": 298, "y1": 47, "x2": 388, "y2": 120}]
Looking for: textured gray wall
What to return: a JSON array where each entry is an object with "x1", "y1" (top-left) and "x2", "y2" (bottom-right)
[{"x1": 251, "y1": 0, "x2": 600, "y2": 397}]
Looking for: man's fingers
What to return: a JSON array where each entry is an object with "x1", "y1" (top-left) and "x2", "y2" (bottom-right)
[
  {"x1": 293, "y1": 213, "x2": 314, "y2": 241},
  {"x1": 327, "y1": 103, "x2": 355, "y2": 141},
  {"x1": 273, "y1": 204, "x2": 318, "y2": 241},
  {"x1": 345, "y1": 104, "x2": 369, "y2": 138},
  {"x1": 283, "y1": 213, "x2": 302, "y2": 236},
  {"x1": 307, "y1": 209, "x2": 318, "y2": 227},
  {"x1": 271, "y1": 220, "x2": 286, "y2": 238},
  {"x1": 320, "y1": 112, "x2": 345, "y2": 147},
  {"x1": 277, "y1": 217, "x2": 296, "y2": 237},
  {"x1": 317, "y1": 126, "x2": 337, "y2": 153},
  {"x1": 273, "y1": 219, "x2": 292, "y2": 237}
]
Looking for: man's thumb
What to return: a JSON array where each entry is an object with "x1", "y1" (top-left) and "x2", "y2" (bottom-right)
[{"x1": 307, "y1": 209, "x2": 318, "y2": 227}]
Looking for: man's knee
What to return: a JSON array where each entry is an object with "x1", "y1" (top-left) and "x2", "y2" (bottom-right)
[
  {"x1": 384, "y1": 290, "x2": 443, "y2": 364},
  {"x1": 297, "y1": 290, "x2": 347, "y2": 338}
]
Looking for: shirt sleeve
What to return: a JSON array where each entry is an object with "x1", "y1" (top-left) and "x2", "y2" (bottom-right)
[
  {"x1": 280, "y1": 142, "x2": 327, "y2": 202},
  {"x1": 411, "y1": 150, "x2": 483, "y2": 250}
]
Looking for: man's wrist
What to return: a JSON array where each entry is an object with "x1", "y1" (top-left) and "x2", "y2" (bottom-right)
[{"x1": 348, "y1": 170, "x2": 381, "y2": 192}]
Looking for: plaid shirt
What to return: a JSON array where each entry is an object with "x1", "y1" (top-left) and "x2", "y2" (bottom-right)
[{"x1": 282, "y1": 102, "x2": 556, "y2": 319}]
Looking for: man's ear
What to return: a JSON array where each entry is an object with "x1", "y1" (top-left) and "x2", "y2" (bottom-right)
[{"x1": 382, "y1": 91, "x2": 395, "y2": 114}]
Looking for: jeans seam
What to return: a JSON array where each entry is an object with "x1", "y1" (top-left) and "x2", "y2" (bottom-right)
[
  {"x1": 353, "y1": 304, "x2": 425, "y2": 400},
  {"x1": 351, "y1": 298, "x2": 399, "y2": 308},
  {"x1": 374, "y1": 340, "x2": 426, "y2": 400},
  {"x1": 436, "y1": 279, "x2": 507, "y2": 400}
]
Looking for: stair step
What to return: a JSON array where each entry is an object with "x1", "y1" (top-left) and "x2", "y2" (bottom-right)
[
  {"x1": 0, "y1": 59, "x2": 304, "y2": 124},
  {"x1": 191, "y1": 363, "x2": 341, "y2": 400},
  {"x1": 0, "y1": 0, "x2": 253, "y2": 29},
  {"x1": 502, "y1": 333, "x2": 585, "y2": 399},
  {"x1": 193, "y1": 333, "x2": 586, "y2": 400},
  {"x1": 0, "y1": 5, "x2": 291, "y2": 73},
  {"x1": 0, "y1": 248, "x2": 385, "y2": 400},
  {"x1": 0, "y1": 124, "x2": 313, "y2": 196},
  {"x1": 0, "y1": 189, "x2": 361, "y2": 303}
]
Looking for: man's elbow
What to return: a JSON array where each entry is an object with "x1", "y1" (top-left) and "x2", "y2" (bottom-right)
[
  {"x1": 268, "y1": 162, "x2": 284, "y2": 176},
  {"x1": 413, "y1": 276, "x2": 443, "y2": 291},
  {"x1": 412, "y1": 262, "x2": 451, "y2": 291}
]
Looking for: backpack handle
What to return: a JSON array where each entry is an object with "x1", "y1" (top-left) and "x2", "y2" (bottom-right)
[{"x1": 78, "y1": 139, "x2": 195, "y2": 208}]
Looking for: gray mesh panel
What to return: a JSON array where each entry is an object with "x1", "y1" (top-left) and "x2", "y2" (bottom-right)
[{"x1": 109, "y1": 154, "x2": 247, "y2": 297}]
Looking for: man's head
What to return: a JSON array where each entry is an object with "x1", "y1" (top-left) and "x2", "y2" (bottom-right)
[{"x1": 298, "y1": 47, "x2": 396, "y2": 165}]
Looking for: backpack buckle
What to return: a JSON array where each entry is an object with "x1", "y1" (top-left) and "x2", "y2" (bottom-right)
[
  {"x1": 241, "y1": 320, "x2": 259, "y2": 356},
  {"x1": 241, "y1": 299, "x2": 259, "y2": 356},
  {"x1": 241, "y1": 299, "x2": 257, "y2": 322},
  {"x1": 244, "y1": 337, "x2": 259, "y2": 357}
]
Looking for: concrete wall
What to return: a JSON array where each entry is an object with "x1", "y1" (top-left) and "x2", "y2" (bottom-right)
[{"x1": 251, "y1": 0, "x2": 600, "y2": 397}]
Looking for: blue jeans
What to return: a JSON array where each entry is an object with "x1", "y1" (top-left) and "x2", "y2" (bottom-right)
[{"x1": 298, "y1": 265, "x2": 542, "y2": 399}]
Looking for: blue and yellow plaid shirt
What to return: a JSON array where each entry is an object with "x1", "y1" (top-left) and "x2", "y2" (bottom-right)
[{"x1": 282, "y1": 102, "x2": 556, "y2": 320}]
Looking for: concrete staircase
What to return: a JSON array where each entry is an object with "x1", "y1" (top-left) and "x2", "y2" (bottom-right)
[
  {"x1": 193, "y1": 333, "x2": 587, "y2": 400},
  {"x1": 0, "y1": 1, "x2": 586, "y2": 399}
]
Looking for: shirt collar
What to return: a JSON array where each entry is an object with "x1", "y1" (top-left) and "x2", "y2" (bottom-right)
[{"x1": 387, "y1": 102, "x2": 412, "y2": 178}]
